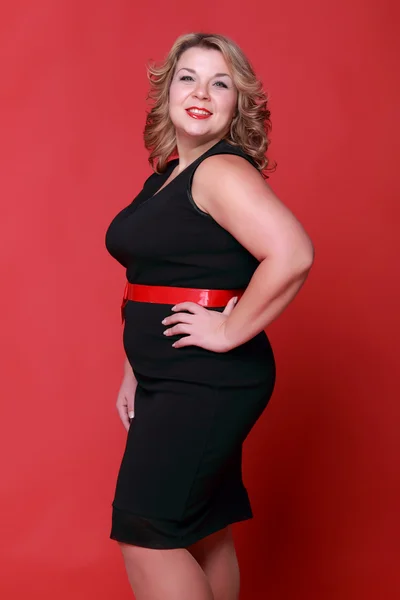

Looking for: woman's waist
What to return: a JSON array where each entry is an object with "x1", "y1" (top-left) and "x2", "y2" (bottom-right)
[
  {"x1": 122, "y1": 301, "x2": 274, "y2": 364},
  {"x1": 123, "y1": 282, "x2": 244, "y2": 310}
]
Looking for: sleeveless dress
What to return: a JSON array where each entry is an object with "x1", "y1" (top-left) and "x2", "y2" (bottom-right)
[{"x1": 105, "y1": 139, "x2": 276, "y2": 549}]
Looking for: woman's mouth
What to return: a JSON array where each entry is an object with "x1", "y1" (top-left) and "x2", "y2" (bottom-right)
[{"x1": 186, "y1": 107, "x2": 213, "y2": 120}]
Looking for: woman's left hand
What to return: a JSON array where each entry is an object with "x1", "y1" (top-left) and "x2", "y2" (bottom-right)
[{"x1": 162, "y1": 296, "x2": 238, "y2": 353}]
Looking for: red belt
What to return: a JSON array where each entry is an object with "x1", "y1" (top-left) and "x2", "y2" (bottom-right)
[{"x1": 121, "y1": 283, "x2": 244, "y2": 322}]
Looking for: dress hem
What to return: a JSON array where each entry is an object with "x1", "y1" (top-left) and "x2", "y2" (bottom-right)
[{"x1": 109, "y1": 512, "x2": 253, "y2": 549}]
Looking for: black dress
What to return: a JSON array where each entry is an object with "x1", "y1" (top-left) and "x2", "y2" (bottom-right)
[{"x1": 105, "y1": 139, "x2": 276, "y2": 549}]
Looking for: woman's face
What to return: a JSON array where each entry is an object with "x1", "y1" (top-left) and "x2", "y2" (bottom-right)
[{"x1": 169, "y1": 47, "x2": 238, "y2": 144}]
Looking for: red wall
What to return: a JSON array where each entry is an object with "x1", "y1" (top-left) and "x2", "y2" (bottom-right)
[{"x1": 1, "y1": 1, "x2": 399, "y2": 598}]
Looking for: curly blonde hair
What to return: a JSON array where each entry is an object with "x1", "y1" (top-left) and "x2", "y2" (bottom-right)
[{"x1": 144, "y1": 33, "x2": 275, "y2": 176}]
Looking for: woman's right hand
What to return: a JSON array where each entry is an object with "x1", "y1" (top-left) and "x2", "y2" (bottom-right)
[{"x1": 116, "y1": 363, "x2": 138, "y2": 431}]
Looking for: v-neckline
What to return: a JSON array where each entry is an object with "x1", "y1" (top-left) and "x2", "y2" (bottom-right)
[
  {"x1": 150, "y1": 159, "x2": 180, "y2": 200},
  {"x1": 149, "y1": 139, "x2": 224, "y2": 201}
]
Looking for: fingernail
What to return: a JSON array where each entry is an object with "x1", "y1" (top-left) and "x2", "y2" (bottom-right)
[
  {"x1": 233, "y1": 296, "x2": 238, "y2": 304},
  {"x1": 161, "y1": 319, "x2": 167, "y2": 324},
  {"x1": 128, "y1": 411, "x2": 134, "y2": 419}
]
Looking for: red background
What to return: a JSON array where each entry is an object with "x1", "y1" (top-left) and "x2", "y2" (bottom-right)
[{"x1": 1, "y1": 1, "x2": 399, "y2": 598}]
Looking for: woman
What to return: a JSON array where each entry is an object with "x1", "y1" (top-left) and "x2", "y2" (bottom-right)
[{"x1": 105, "y1": 32, "x2": 314, "y2": 600}]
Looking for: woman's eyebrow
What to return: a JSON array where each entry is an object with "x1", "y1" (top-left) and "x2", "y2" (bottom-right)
[{"x1": 177, "y1": 67, "x2": 231, "y2": 78}]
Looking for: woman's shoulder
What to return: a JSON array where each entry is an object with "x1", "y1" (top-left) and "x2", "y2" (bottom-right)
[
  {"x1": 199, "y1": 139, "x2": 259, "y2": 171},
  {"x1": 190, "y1": 142, "x2": 266, "y2": 217},
  {"x1": 195, "y1": 141, "x2": 261, "y2": 182}
]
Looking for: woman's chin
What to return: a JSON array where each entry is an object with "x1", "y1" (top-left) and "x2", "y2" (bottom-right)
[{"x1": 175, "y1": 123, "x2": 223, "y2": 143}]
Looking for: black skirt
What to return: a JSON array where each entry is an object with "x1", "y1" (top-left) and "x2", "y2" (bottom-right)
[{"x1": 109, "y1": 300, "x2": 275, "y2": 549}]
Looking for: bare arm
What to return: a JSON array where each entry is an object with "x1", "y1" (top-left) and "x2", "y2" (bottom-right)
[
  {"x1": 123, "y1": 356, "x2": 136, "y2": 378},
  {"x1": 192, "y1": 154, "x2": 314, "y2": 348}
]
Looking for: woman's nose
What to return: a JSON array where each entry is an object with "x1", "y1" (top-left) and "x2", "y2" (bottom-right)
[{"x1": 193, "y1": 84, "x2": 209, "y2": 100}]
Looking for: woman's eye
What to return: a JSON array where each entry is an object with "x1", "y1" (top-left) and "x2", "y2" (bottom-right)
[{"x1": 178, "y1": 76, "x2": 228, "y2": 88}]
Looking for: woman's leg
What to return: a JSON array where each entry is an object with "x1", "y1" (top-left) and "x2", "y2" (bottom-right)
[
  {"x1": 188, "y1": 527, "x2": 240, "y2": 600},
  {"x1": 118, "y1": 542, "x2": 214, "y2": 600}
]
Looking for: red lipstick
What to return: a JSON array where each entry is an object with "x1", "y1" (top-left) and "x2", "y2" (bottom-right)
[{"x1": 186, "y1": 106, "x2": 212, "y2": 120}]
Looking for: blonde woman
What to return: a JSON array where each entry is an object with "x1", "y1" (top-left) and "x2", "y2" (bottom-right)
[{"x1": 105, "y1": 32, "x2": 314, "y2": 600}]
